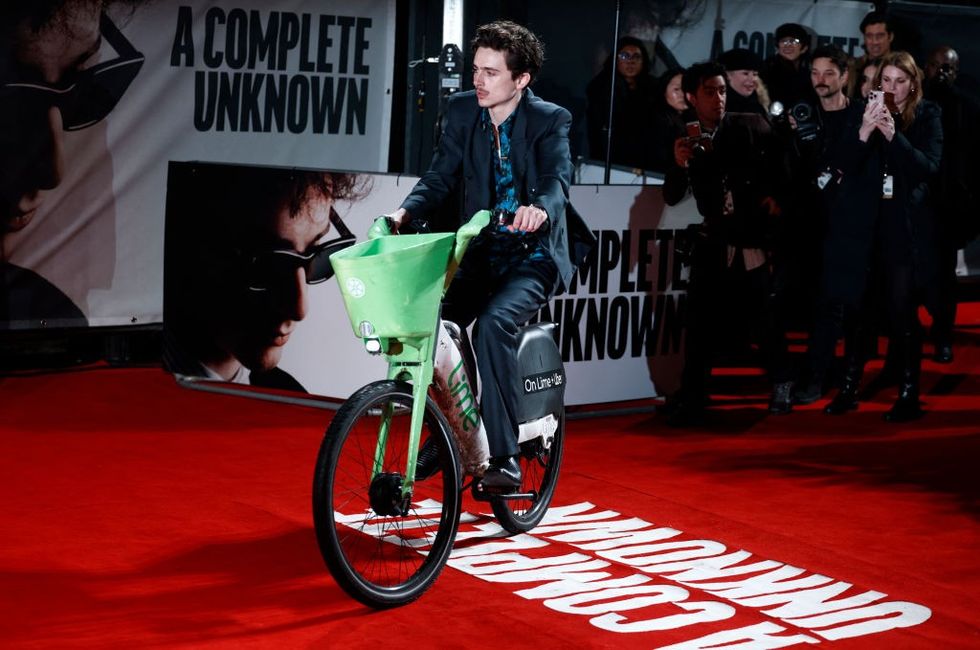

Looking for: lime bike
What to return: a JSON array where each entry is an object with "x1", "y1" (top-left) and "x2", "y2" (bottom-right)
[{"x1": 312, "y1": 210, "x2": 566, "y2": 608}]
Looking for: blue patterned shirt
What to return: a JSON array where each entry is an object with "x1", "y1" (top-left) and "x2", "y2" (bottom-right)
[{"x1": 481, "y1": 107, "x2": 546, "y2": 272}]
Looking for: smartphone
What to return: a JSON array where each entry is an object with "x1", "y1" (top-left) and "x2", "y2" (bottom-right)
[
  {"x1": 883, "y1": 91, "x2": 898, "y2": 113},
  {"x1": 685, "y1": 121, "x2": 702, "y2": 138},
  {"x1": 867, "y1": 89, "x2": 883, "y2": 106}
]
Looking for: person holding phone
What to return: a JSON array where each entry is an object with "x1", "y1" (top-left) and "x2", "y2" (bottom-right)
[
  {"x1": 663, "y1": 61, "x2": 795, "y2": 424},
  {"x1": 834, "y1": 51, "x2": 942, "y2": 421}
]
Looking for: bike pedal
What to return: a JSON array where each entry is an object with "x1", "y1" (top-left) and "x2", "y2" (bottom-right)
[
  {"x1": 471, "y1": 480, "x2": 536, "y2": 502},
  {"x1": 493, "y1": 491, "x2": 537, "y2": 501}
]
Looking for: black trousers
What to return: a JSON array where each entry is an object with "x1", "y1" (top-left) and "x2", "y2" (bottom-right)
[
  {"x1": 442, "y1": 254, "x2": 559, "y2": 458},
  {"x1": 930, "y1": 236, "x2": 959, "y2": 345},
  {"x1": 680, "y1": 238, "x2": 792, "y2": 400}
]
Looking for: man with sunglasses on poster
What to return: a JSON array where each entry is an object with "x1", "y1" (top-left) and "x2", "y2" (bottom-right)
[
  {"x1": 1, "y1": 1, "x2": 144, "y2": 328},
  {"x1": 163, "y1": 166, "x2": 364, "y2": 392},
  {"x1": 385, "y1": 21, "x2": 594, "y2": 489}
]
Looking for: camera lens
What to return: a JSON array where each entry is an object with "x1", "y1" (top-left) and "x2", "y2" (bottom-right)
[{"x1": 791, "y1": 102, "x2": 812, "y2": 122}]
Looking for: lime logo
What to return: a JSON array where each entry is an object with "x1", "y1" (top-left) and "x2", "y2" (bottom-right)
[{"x1": 345, "y1": 277, "x2": 366, "y2": 298}]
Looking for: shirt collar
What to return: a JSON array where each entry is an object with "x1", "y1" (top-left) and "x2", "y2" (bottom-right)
[{"x1": 481, "y1": 103, "x2": 519, "y2": 134}]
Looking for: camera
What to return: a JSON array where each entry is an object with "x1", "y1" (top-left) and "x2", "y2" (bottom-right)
[
  {"x1": 771, "y1": 101, "x2": 820, "y2": 143},
  {"x1": 684, "y1": 121, "x2": 713, "y2": 157}
]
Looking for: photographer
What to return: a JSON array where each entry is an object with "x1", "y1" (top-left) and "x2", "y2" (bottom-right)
[
  {"x1": 923, "y1": 45, "x2": 980, "y2": 364},
  {"x1": 791, "y1": 45, "x2": 876, "y2": 405},
  {"x1": 662, "y1": 61, "x2": 794, "y2": 425}
]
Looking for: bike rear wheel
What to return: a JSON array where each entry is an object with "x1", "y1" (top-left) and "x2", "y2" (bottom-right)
[
  {"x1": 491, "y1": 409, "x2": 565, "y2": 533},
  {"x1": 313, "y1": 380, "x2": 461, "y2": 608}
]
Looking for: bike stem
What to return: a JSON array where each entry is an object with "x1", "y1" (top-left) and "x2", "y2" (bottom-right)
[
  {"x1": 380, "y1": 332, "x2": 435, "y2": 497},
  {"x1": 366, "y1": 210, "x2": 491, "y2": 498}
]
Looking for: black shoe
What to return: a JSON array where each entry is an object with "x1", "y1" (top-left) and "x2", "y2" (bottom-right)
[
  {"x1": 933, "y1": 344, "x2": 953, "y2": 364},
  {"x1": 883, "y1": 395, "x2": 923, "y2": 422},
  {"x1": 769, "y1": 381, "x2": 793, "y2": 415},
  {"x1": 414, "y1": 437, "x2": 441, "y2": 480},
  {"x1": 480, "y1": 455, "x2": 522, "y2": 489},
  {"x1": 824, "y1": 389, "x2": 858, "y2": 415}
]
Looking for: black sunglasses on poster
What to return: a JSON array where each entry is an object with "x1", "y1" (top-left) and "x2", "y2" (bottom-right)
[
  {"x1": 246, "y1": 207, "x2": 356, "y2": 292},
  {"x1": 1, "y1": 13, "x2": 145, "y2": 131}
]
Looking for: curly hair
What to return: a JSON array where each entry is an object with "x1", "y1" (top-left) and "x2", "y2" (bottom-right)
[
  {"x1": 0, "y1": 0, "x2": 142, "y2": 39},
  {"x1": 471, "y1": 21, "x2": 544, "y2": 82}
]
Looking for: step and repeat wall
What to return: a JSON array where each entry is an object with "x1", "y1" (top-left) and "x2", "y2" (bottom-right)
[
  {"x1": 8, "y1": 0, "x2": 976, "y2": 406},
  {"x1": 162, "y1": 163, "x2": 702, "y2": 406},
  {"x1": 2, "y1": 0, "x2": 396, "y2": 330}
]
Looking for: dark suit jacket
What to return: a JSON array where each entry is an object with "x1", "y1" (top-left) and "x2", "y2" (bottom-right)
[{"x1": 400, "y1": 89, "x2": 595, "y2": 292}]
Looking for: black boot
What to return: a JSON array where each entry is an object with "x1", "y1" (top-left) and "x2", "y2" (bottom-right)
[
  {"x1": 825, "y1": 330, "x2": 864, "y2": 415},
  {"x1": 884, "y1": 333, "x2": 924, "y2": 422},
  {"x1": 769, "y1": 381, "x2": 793, "y2": 415}
]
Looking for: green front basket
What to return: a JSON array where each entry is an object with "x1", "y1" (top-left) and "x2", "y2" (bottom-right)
[{"x1": 330, "y1": 232, "x2": 455, "y2": 339}]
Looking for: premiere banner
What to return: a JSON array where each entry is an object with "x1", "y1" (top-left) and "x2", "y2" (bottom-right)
[
  {"x1": 2, "y1": 0, "x2": 396, "y2": 330},
  {"x1": 659, "y1": 0, "x2": 873, "y2": 63},
  {"x1": 162, "y1": 162, "x2": 701, "y2": 406}
]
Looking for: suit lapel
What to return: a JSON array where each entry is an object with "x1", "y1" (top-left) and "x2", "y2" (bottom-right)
[
  {"x1": 468, "y1": 108, "x2": 493, "y2": 211},
  {"x1": 510, "y1": 91, "x2": 531, "y2": 201}
]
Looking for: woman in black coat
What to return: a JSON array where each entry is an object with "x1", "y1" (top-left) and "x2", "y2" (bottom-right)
[
  {"x1": 824, "y1": 51, "x2": 943, "y2": 421},
  {"x1": 586, "y1": 36, "x2": 658, "y2": 170}
]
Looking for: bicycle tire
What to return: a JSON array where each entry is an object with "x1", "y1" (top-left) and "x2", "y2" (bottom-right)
[
  {"x1": 313, "y1": 380, "x2": 461, "y2": 608},
  {"x1": 491, "y1": 408, "x2": 565, "y2": 533}
]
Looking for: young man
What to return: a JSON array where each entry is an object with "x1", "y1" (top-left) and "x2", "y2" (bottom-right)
[
  {"x1": 388, "y1": 21, "x2": 593, "y2": 488},
  {"x1": 861, "y1": 12, "x2": 894, "y2": 59},
  {"x1": 663, "y1": 61, "x2": 794, "y2": 424},
  {"x1": 848, "y1": 11, "x2": 894, "y2": 98}
]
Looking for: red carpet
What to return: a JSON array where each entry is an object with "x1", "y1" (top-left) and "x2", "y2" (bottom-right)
[{"x1": 2, "y1": 318, "x2": 979, "y2": 647}]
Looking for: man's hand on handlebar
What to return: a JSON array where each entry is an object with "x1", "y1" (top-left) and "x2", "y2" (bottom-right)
[
  {"x1": 385, "y1": 208, "x2": 409, "y2": 232},
  {"x1": 509, "y1": 205, "x2": 548, "y2": 233}
]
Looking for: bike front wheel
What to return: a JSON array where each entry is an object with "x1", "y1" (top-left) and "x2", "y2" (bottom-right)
[
  {"x1": 491, "y1": 409, "x2": 565, "y2": 533},
  {"x1": 313, "y1": 380, "x2": 461, "y2": 608}
]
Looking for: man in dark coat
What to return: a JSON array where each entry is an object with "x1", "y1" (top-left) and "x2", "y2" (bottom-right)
[
  {"x1": 662, "y1": 61, "x2": 794, "y2": 424},
  {"x1": 923, "y1": 45, "x2": 980, "y2": 363},
  {"x1": 792, "y1": 45, "x2": 880, "y2": 407},
  {"x1": 389, "y1": 21, "x2": 594, "y2": 488}
]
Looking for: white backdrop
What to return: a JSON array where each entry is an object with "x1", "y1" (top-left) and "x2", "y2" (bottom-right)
[{"x1": 660, "y1": 0, "x2": 875, "y2": 64}]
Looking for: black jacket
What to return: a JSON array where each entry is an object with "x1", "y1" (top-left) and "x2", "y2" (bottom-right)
[
  {"x1": 401, "y1": 89, "x2": 595, "y2": 292},
  {"x1": 663, "y1": 112, "x2": 791, "y2": 250},
  {"x1": 816, "y1": 100, "x2": 882, "y2": 306},
  {"x1": 876, "y1": 100, "x2": 944, "y2": 288}
]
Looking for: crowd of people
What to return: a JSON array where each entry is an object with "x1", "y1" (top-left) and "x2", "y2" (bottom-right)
[{"x1": 585, "y1": 11, "x2": 980, "y2": 425}]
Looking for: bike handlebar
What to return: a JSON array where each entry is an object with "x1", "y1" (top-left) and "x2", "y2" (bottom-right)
[{"x1": 368, "y1": 210, "x2": 492, "y2": 271}]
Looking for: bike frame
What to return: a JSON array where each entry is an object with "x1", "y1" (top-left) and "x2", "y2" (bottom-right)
[{"x1": 334, "y1": 211, "x2": 492, "y2": 500}]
